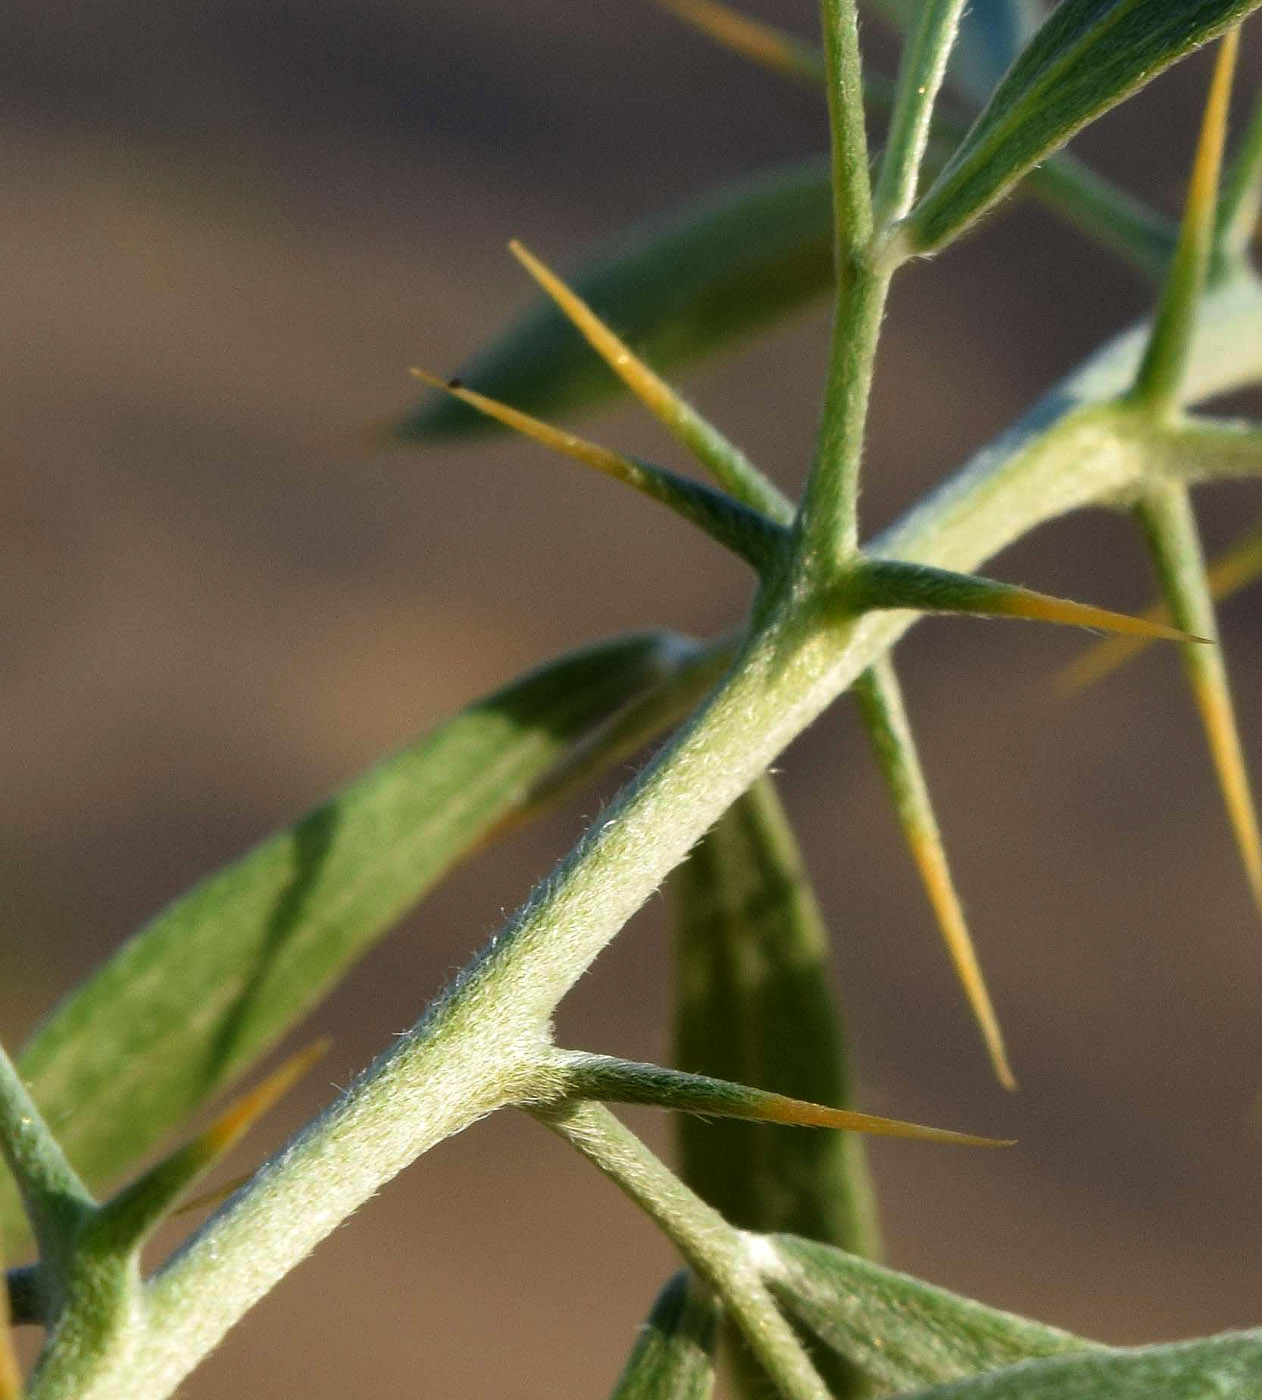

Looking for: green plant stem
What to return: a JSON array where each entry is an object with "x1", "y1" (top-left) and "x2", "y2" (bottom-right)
[
  {"x1": 531, "y1": 1100, "x2": 830, "y2": 1400},
  {"x1": 803, "y1": 0, "x2": 880, "y2": 565},
  {"x1": 32, "y1": 271, "x2": 1262, "y2": 1400},
  {"x1": 873, "y1": 0, "x2": 969, "y2": 229},
  {"x1": 0, "y1": 1046, "x2": 93, "y2": 1286}
]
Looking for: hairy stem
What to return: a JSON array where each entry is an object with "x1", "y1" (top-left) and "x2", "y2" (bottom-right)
[
  {"x1": 31, "y1": 270, "x2": 1262, "y2": 1400},
  {"x1": 532, "y1": 1100, "x2": 830, "y2": 1400}
]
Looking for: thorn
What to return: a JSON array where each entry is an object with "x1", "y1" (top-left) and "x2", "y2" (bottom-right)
[
  {"x1": 197, "y1": 1038, "x2": 331, "y2": 1161},
  {"x1": 854, "y1": 661, "x2": 1016, "y2": 1090},
  {"x1": 987, "y1": 588, "x2": 1208, "y2": 642},
  {"x1": 410, "y1": 368, "x2": 780, "y2": 569},
  {"x1": 1059, "y1": 516, "x2": 1262, "y2": 694},
  {"x1": 1188, "y1": 656, "x2": 1262, "y2": 916},
  {"x1": 505, "y1": 244, "x2": 789, "y2": 520},
  {"x1": 95, "y1": 1040, "x2": 330, "y2": 1253},
  {"x1": 559, "y1": 1053, "x2": 1012, "y2": 1146},
  {"x1": 854, "y1": 559, "x2": 1208, "y2": 643},
  {"x1": 1132, "y1": 25, "x2": 1241, "y2": 411},
  {"x1": 1134, "y1": 483, "x2": 1262, "y2": 916},
  {"x1": 651, "y1": 0, "x2": 826, "y2": 85}
]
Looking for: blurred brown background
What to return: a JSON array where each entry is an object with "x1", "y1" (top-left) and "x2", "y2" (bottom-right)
[{"x1": 3, "y1": 1, "x2": 1262, "y2": 1395}]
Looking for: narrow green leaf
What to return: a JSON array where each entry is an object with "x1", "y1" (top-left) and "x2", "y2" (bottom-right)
[
  {"x1": 4, "y1": 630, "x2": 693, "y2": 1254},
  {"x1": 398, "y1": 157, "x2": 835, "y2": 441},
  {"x1": 89, "y1": 1042, "x2": 327, "y2": 1257},
  {"x1": 894, "y1": 1329, "x2": 1262, "y2": 1399},
  {"x1": 757, "y1": 1233, "x2": 1096, "y2": 1391},
  {"x1": 853, "y1": 660, "x2": 1015, "y2": 1089},
  {"x1": 851, "y1": 558, "x2": 1206, "y2": 642},
  {"x1": 0, "y1": 1042, "x2": 93, "y2": 1275},
  {"x1": 906, "y1": 0, "x2": 1262, "y2": 255},
  {"x1": 1135, "y1": 479, "x2": 1262, "y2": 912},
  {"x1": 553, "y1": 1052, "x2": 1011, "y2": 1147},
  {"x1": 670, "y1": 777, "x2": 879, "y2": 1257},
  {"x1": 408, "y1": 367, "x2": 786, "y2": 570},
  {"x1": 610, "y1": 1272, "x2": 719, "y2": 1400}
]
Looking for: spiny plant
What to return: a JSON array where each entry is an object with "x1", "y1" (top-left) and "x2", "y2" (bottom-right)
[{"x1": 6, "y1": 0, "x2": 1262, "y2": 1396}]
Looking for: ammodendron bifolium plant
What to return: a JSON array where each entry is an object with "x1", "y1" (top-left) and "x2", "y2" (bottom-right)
[{"x1": 8, "y1": 0, "x2": 1262, "y2": 1395}]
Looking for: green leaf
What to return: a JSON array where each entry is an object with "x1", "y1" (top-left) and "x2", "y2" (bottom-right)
[
  {"x1": 895, "y1": 1330, "x2": 1262, "y2": 1399},
  {"x1": 670, "y1": 776, "x2": 877, "y2": 1399},
  {"x1": 671, "y1": 776, "x2": 879, "y2": 1256},
  {"x1": 757, "y1": 1233, "x2": 1095, "y2": 1391},
  {"x1": 3, "y1": 630, "x2": 694, "y2": 1255},
  {"x1": 610, "y1": 1272, "x2": 719, "y2": 1400},
  {"x1": 398, "y1": 157, "x2": 833, "y2": 440},
  {"x1": 906, "y1": 0, "x2": 1262, "y2": 254}
]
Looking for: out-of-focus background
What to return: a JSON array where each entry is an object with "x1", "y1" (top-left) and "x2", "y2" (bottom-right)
[{"x1": 3, "y1": 2, "x2": 1261, "y2": 1394}]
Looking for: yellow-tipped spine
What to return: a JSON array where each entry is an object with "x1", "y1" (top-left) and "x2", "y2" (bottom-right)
[
  {"x1": 506, "y1": 242, "x2": 791, "y2": 521},
  {"x1": 652, "y1": 0, "x2": 826, "y2": 86},
  {"x1": 854, "y1": 659, "x2": 1016, "y2": 1090},
  {"x1": 1136, "y1": 482, "x2": 1262, "y2": 915},
  {"x1": 1059, "y1": 514, "x2": 1262, "y2": 694},
  {"x1": 409, "y1": 368, "x2": 783, "y2": 569}
]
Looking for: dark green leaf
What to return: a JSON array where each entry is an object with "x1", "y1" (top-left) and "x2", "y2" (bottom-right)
[
  {"x1": 671, "y1": 776, "x2": 878, "y2": 1255},
  {"x1": 895, "y1": 1329, "x2": 1262, "y2": 1399},
  {"x1": 671, "y1": 777, "x2": 877, "y2": 1399},
  {"x1": 399, "y1": 158, "x2": 833, "y2": 439},
  {"x1": 759, "y1": 1233, "x2": 1095, "y2": 1391},
  {"x1": 610, "y1": 1272, "x2": 718, "y2": 1400},
  {"x1": 907, "y1": 0, "x2": 1262, "y2": 253},
  {"x1": 3, "y1": 630, "x2": 691, "y2": 1255}
]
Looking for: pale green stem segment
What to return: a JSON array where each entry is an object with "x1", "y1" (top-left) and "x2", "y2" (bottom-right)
[
  {"x1": 1134, "y1": 479, "x2": 1262, "y2": 914},
  {"x1": 799, "y1": 0, "x2": 882, "y2": 565},
  {"x1": 531, "y1": 1100, "x2": 831, "y2": 1400},
  {"x1": 37, "y1": 276, "x2": 1262, "y2": 1400},
  {"x1": 853, "y1": 659, "x2": 1015, "y2": 1089},
  {"x1": 408, "y1": 368, "x2": 785, "y2": 571},
  {"x1": 509, "y1": 242, "x2": 790, "y2": 522},
  {"x1": 872, "y1": 0, "x2": 969, "y2": 231},
  {"x1": 0, "y1": 1044, "x2": 93, "y2": 1286},
  {"x1": 1215, "y1": 87, "x2": 1262, "y2": 273},
  {"x1": 1132, "y1": 27, "x2": 1241, "y2": 415},
  {"x1": 610, "y1": 1270, "x2": 719, "y2": 1400}
]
